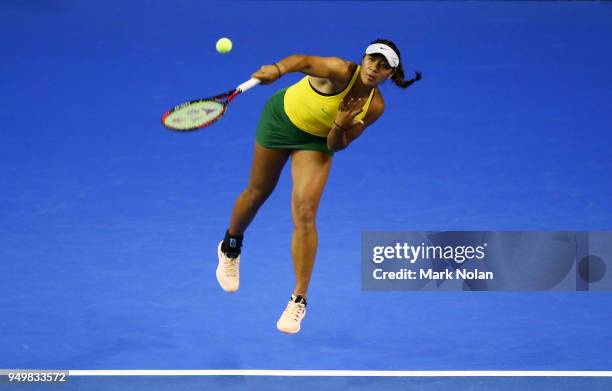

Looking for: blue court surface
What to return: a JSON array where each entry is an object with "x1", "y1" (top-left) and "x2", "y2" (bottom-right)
[
  {"x1": 1, "y1": 0, "x2": 612, "y2": 389},
  {"x1": 7, "y1": 374, "x2": 612, "y2": 391}
]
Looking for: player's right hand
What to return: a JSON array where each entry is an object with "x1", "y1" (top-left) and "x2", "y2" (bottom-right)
[{"x1": 252, "y1": 65, "x2": 281, "y2": 84}]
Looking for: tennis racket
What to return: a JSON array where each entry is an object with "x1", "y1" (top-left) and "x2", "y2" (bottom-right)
[{"x1": 161, "y1": 78, "x2": 261, "y2": 132}]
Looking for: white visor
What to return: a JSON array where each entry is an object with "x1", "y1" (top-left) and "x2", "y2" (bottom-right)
[{"x1": 365, "y1": 43, "x2": 400, "y2": 68}]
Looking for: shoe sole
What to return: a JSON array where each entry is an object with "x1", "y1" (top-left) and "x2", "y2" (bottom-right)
[{"x1": 277, "y1": 324, "x2": 300, "y2": 334}]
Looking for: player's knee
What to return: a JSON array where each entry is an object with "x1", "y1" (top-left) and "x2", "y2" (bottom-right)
[
  {"x1": 293, "y1": 199, "x2": 317, "y2": 230},
  {"x1": 244, "y1": 186, "x2": 271, "y2": 208}
]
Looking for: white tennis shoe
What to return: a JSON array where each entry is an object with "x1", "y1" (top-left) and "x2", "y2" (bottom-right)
[
  {"x1": 216, "y1": 241, "x2": 239, "y2": 293},
  {"x1": 276, "y1": 295, "x2": 307, "y2": 334}
]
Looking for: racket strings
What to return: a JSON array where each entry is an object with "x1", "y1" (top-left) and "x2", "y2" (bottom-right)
[
  {"x1": 162, "y1": 87, "x2": 244, "y2": 131},
  {"x1": 163, "y1": 99, "x2": 226, "y2": 130}
]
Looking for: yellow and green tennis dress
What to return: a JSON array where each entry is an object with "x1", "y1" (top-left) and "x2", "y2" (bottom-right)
[{"x1": 256, "y1": 65, "x2": 374, "y2": 156}]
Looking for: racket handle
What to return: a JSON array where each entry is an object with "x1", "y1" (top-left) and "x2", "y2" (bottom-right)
[{"x1": 237, "y1": 78, "x2": 261, "y2": 93}]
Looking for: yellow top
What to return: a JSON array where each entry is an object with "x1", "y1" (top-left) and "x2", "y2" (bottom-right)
[{"x1": 283, "y1": 65, "x2": 375, "y2": 137}]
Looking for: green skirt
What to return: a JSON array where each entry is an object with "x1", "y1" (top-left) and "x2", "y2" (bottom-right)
[{"x1": 256, "y1": 88, "x2": 333, "y2": 156}]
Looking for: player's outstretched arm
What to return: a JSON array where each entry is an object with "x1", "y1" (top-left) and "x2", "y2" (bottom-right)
[{"x1": 251, "y1": 55, "x2": 352, "y2": 84}]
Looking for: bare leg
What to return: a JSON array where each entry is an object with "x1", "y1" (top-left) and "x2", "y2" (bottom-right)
[
  {"x1": 289, "y1": 150, "x2": 332, "y2": 297},
  {"x1": 228, "y1": 143, "x2": 290, "y2": 235}
]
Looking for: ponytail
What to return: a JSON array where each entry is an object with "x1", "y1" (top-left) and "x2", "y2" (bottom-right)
[{"x1": 391, "y1": 64, "x2": 422, "y2": 89}]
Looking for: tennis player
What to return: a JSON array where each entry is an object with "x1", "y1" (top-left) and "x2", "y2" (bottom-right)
[{"x1": 216, "y1": 39, "x2": 421, "y2": 334}]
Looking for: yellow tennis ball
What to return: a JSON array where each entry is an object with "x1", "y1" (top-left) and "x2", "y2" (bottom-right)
[{"x1": 216, "y1": 37, "x2": 232, "y2": 54}]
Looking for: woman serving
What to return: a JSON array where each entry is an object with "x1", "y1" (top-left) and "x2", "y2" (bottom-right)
[{"x1": 215, "y1": 39, "x2": 421, "y2": 334}]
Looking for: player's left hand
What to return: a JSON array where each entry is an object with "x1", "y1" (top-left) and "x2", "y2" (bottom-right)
[{"x1": 335, "y1": 96, "x2": 365, "y2": 129}]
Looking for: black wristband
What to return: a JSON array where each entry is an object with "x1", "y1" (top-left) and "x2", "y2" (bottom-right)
[
  {"x1": 334, "y1": 121, "x2": 348, "y2": 131},
  {"x1": 273, "y1": 63, "x2": 282, "y2": 78}
]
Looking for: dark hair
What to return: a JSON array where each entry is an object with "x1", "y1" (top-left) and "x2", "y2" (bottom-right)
[{"x1": 371, "y1": 39, "x2": 421, "y2": 89}]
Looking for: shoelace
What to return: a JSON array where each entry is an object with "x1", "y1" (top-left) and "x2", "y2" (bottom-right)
[
  {"x1": 223, "y1": 258, "x2": 238, "y2": 277},
  {"x1": 284, "y1": 301, "x2": 306, "y2": 321}
]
